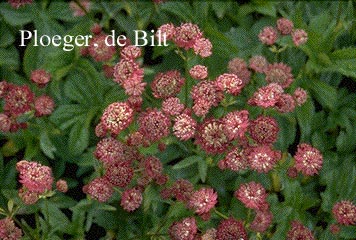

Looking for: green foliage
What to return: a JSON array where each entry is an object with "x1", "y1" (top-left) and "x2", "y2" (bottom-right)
[{"x1": 0, "y1": 0, "x2": 355, "y2": 239}]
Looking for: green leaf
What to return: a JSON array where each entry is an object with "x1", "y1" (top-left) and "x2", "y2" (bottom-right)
[
  {"x1": 47, "y1": 2, "x2": 80, "y2": 22},
  {"x1": 50, "y1": 105, "x2": 88, "y2": 130},
  {"x1": 68, "y1": 118, "x2": 90, "y2": 156},
  {"x1": 309, "y1": 80, "x2": 337, "y2": 111},
  {"x1": 159, "y1": 2, "x2": 195, "y2": 22},
  {"x1": 296, "y1": 99, "x2": 314, "y2": 142},
  {"x1": 340, "y1": 226, "x2": 356, "y2": 239},
  {"x1": 198, "y1": 160, "x2": 208, "y2": 183},
  {"x1": 39, "y1": 131, "x2": 57, "y2": 159},
  {"x1": 0, "y1": 22, "x2": 15, "y2": 47},
  {"x1": 172, "y1": 155, "x2": 202, "y2": 170},
  {"x1": 274, "y1": 115, "x2": 296, "y2": 151},
  {"x1": 0, "y1": 47, "x2": 19, "y2": 70},
  {"x1": 40, "y1": 201, "x2": 71, "y2": 234},
  {"x1": 0, "y1": 3, "x2": 33, "y2": 26},
  {"x1": 211, "y1": 2, "x2": 232, "y2": 19}
]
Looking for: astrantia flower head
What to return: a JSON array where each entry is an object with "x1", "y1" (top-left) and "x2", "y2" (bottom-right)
[
  {"x1": 56, "y1": 179, "x2": 68, "y2": 193},
  {"x1": 259, "y1": 26, "x2": 278, "y2": 45},
  {"x1": 162, "y1": 97, "x2": 184, "y2": 116},
  {"x1": 104, "y1": 161, "x2": 134, "y2": 188},
  {"x1": 69, "y1": 0, "x2": 90, "y2": 16},
  {"x1": 219, "y1": 146, "x2": 248, "y2": 172},
  {"x1": 120, "y1": 45, "x2": 141, "y2": 60},
  {"x1": 189, "y1": 65, "x2": 208, "y2": 80},
  {"x1": 248, "y1": 83, "x2": 284, "y2": 108},
  {"x1": 102, "y1": 64, "x2": 115, "y2": 78},
  {"x1": 4, "y1": 85, "x2": 35, "y2": 116},
  {"x1": 249, "y1": 55, "x2": 269, "y2": 73},
  {"x1": 277, "y1": 18, "x2": 294, "y2": 35},
  {"x1": 157, "y1": 23, "x2": 176, "y2": 42},
  {"x1": 16, "y1": 160, "x2": 53, "y2": 194},
  {"x1": 94, "y1": 137, "x2": 123, "y2": 164},
  {"x1": 292, "y1": 29, "x2": 308, "y2": 46},
  {"x1": 113, "y1": 59, "x2": 143, "y2": 85},
  {"x1": 275, "y1": 93, "x2": 296, "y2": 113},
  {"x1": 0, "y1": 217, "x2": 23, "y2": 240},
  {"x1": 34, "y1": 95, "x2": 55, "y2": 117},
  {"x1": 171, "y1": 179, "x2": 194, "y2": 202},
  {"x1": 215, "y1": 73, "x2": 244, "y2": 96},
  {"x1": 332, "y1": 200, "x2": 356, "y2": 225},
  {"x1": 294, "y1": 143, "x2": 323, "y2": 176},
  {"x1": 90, "y1": 23, "x2": 102, "y2": 35},
  {"x1": 287, "y1": 221, "x2": 315, "y2": 240},
  {"x1": 191, "y1": 80, "x2": 223, "y2": 116},
  {"x1": 143, "y1": 156, "x2": 163, "y2": 180},
  {"x1": 8, "y1": 0, "x2": 32, "y2": 9},
  {"x1": 0, "y1": 113, "x2": 11, "y2": 132},
  {"x1": 222, "y1": 110, "x2": 249, "y2": 140},
  {"x1": 247, "y1": 145, "x2": 281, "y2": 173},
  {"x1": 174, "y1": 23, "x2": 203, "y2": 49},
  {"x1": 30, "y1": 69, "x2": 51, "y2": 87},
  {"x1": 201, "y1": 228, "x2": 217, "y2": 240},
  {"x1": 88, "y1": 34, "x2": 116, "y2": 62},
  {"x1": 195, "y1": 119, "x2": 229, "y2": 154},
  {"x1": 227, "y1": 58, "x2": 251, "y2": 85},
  {"x1": 127, "y1": 95, "x2": 143, "y2": 111},
  {"x1": 138, "y1": 108, "x2": 171, "y2": 142},
  {"x1": 169, "y1": 217, "x2": 198, "y2": 240},
  {"x1": 100, "y1": 102, "x2": 134, "y2": 136},
  {"x1": 83, "y1": 177, "x2": 113, "y2": 202},
  {"x1": 265, "y1": 63, "x2": 294, "y2": 88},
  {"x1": 18, "y1": 187, "x2": 39, "y2": 205},
  {"x1": 250, "y1": 210, "x2": 273, "y2": 233},
  {"x1": 151, "y1": 70, "x2": 185, "y2": 99},
  {"x1": 0, "y1": 80, "x2": 10, "y2": 98},
  {"x1": 235, "y1": 181, "x2": 268, "y2": 210},
  {"x1": 293, "y1": 87, "x2": 308, "y2": 106},
  {"x1": 188, "y1": 188, "x2": 218, "y2": 215},
  {"x1": 193, "y1": 38, "x2": 212, "y2": 58},
  {"x1": 329, "y1": 224, "x2": 340, "y2": 234},
  {"x1": 122, "y1": 74, "x2": 146, "y2": 97},
  {"x1": 120, "y1": 188, "x2": 143, "y2": 212},
  {"x1": 216, "y1": 217, "x2": 248, "y2": 240},
  {"x1": 249, "y1": 115, "x2": 279, "y2": 145}
]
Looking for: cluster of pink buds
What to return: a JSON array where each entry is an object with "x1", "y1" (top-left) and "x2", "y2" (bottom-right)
[
  {"x1": 331, "y1": 200, "x2": 356, "y2": 233},
  {"x1": 16, "y1": 160, "x2": 68, "y2": 205},
  {"x1": 0, "y1": 72, "x2": 55, "y2": 133},
  {"x1": 157, "y1": 23, "x2": 212, "y2": 57},
  {"x1": 7, "y1": 0, "x2": 32, "y2": 8},
  {"x1": 259, "y1": 18, "x2": 308, "y2": 47}
]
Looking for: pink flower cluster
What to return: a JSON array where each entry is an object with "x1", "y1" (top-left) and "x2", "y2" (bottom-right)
[
  {"x1": 16, "y1": 160, "x2": 67, "y2": 205},
  {"x1": 157, "y1": 23, "x2": 212, "y2": 57},
  {"x1": 259, "y1": 18, "x2": 308, "y2": 47},
  {"x1": 0, "y1": 75, "x2": 55, "y2": 133},
  {"x1": 0, "y1": 218, "x2": 22, "y2": 240}
]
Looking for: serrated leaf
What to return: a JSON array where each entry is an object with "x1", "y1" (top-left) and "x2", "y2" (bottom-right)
[
  {"x1": 172, "y1": 155, "x2": 202, "y2": 169},
  {"x1": 159, "y1": 2, "x2": 195, "y2": 22},
  {"x1": 40, "y1": 131, "x2": 57, "y2": 159},
  {"x1": 309, "y1": 80, "x2": 337, "y2": 110},
  {"x1": 296, "y1": 99, "x2": 314, "y2": 142},
  {"x1": 0, "y1": 47, "x2": 19, "y2": 70},
  {"x1": 340, "y1": 226, "x2": 356, "y2": 239},
  {"x1": 198, "y1": 160, "x2": 208, "y2": 183},
  {"x1": 68, "y1": 119, "x2": 89, "y2": 156}
]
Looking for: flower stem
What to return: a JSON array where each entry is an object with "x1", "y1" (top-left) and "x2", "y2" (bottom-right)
[{"x1": 214, "y1": 208, "x2": 229, "y2": 219}]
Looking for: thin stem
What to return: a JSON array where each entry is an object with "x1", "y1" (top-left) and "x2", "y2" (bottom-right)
[{"x1": 214, "y1": 208, "x2": 229, "y2": 219}]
